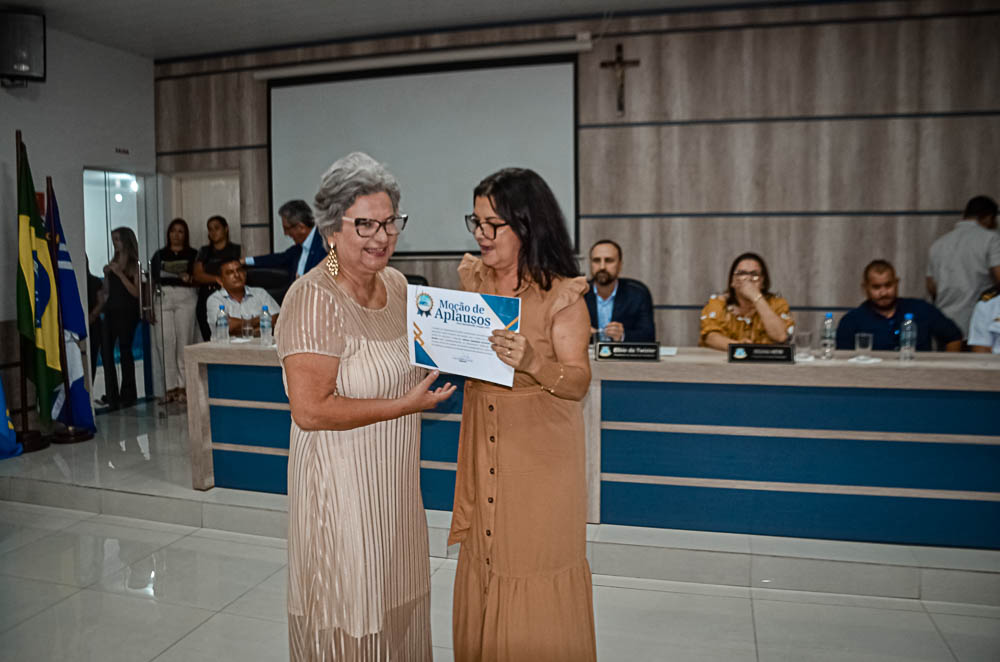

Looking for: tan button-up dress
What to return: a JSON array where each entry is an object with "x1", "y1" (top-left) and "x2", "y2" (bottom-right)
[{"x1": 448, "y1": 255, "x2": 597, "y2": 662}]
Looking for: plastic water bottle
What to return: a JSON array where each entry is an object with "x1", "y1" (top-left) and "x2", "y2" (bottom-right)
[
  {"x1": 820, "y1": 312, "x2": 836, "y2": 360},
  {"x1": 900, "y1": 313, "x2": 916, "y2": 361},
  {"x1": 213, "y1": 304, "x2": 229, "y2": 342},
  {"x1": 259, "y1": 306, "x2": 272, "y2": 345}
]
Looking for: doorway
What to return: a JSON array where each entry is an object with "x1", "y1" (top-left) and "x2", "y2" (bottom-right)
[{"x1": 82, "y1": 169, "x2": 161, "y2": 409}]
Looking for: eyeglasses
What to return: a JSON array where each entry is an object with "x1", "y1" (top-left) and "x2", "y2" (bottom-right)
[
  {"x1": 465, "y1": 214, "x2": 509, "y2": 239},
  {"x1": 733, "y1": 270, "x2": 762, "y2": 281},
  {"x1": 342, "y1": 214, "x2": 408, "y2": 237}
]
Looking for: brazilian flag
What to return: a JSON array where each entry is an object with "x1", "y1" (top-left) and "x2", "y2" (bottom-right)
[{"x1": 15, "y1": 141, "x2": 62, "y2": 425}]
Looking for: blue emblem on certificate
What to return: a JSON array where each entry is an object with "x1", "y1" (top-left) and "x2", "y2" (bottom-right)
[{"x1": 416, "y1": 292, "x2": 434, "y2": 317}]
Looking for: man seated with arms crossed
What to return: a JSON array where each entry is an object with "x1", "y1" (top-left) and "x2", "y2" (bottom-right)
[
  {"x1": 837, "y1": 259, "x2": 961, "y2": 352},
  {"x1": 584, "y1": 239, "x2": 656, "y2": 342},
  {"x1": 242, "y1": 200, "x2": 326, "y2": 280},
  {"x1": 968, "y1": 285, "x2": 1000, "y2": 353},
  {"x1": 207, "y1": 258, "x2": 280, "y2": 336}
]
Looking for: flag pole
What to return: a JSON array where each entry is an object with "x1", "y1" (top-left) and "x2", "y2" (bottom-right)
[
  {"x1": 14, "y1": 130, "x2": 47, "y2": 452},
  {"x1": 46, "y1": 177, "x2": 92, "y2": 444}
]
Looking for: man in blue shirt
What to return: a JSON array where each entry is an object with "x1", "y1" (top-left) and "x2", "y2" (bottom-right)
[
  {"x1": 583, "y1": 239, "x2": 656, "y2": 342},
  {"x1": 243, "y1": 200, "x2": 326, "y2": 281},
  {"x1": 836, "y1": 259, "x2": 962, "y2": 352}
]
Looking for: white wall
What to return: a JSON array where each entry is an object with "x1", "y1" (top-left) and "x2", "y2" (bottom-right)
[{"x1": 0, "y1": 28, "x2": 155, "y2": 321}]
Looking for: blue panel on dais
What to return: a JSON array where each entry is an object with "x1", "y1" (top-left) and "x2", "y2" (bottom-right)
[
  {"x1": 421, "y1": 419, "x2": 460, "y2": 462},
  {"x1": 213, "y1": 449, "x2": 288, "y2": 494},
  {"x1": 601, "y1": 381, "x2": 999, "y2": 436},
  {"x1": 208, "y1": 364, "x2": 286, "y2": 403},
  {"x1": 601, "y1": 481, "x2": 1000, "y2": 549},
  {"x1": 210, "y1": 406, "x2": 291, "y2": 449},
  {"x1": 429, "y1": 375, "x2": 466, "y2": 414},
  {"x1": 601, "y1": 429, "x2": 1000, "y2": 492},
  {"x1": 421, "y1": 468, "x2": 457, "y2": 511}
]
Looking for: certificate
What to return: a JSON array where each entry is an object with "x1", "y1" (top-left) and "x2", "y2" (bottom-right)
[{"x1": 407, "y1": 285, "x2": 521, "y2": 387}]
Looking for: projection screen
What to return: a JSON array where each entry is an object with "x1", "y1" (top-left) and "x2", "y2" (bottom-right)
[{"x1": 269, "y1": 59, "x2": 576, "y2": 255}]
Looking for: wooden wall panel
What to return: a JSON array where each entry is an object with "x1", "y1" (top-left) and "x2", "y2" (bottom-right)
[
  {"x1": 156, "y1": 72, "x2": 267, "y2": 152},
  {"x1": 579, "y1": 14, "x2": 1000, "y2": 123},
  {"x1": 153, "y1": 0, "x2": 999, "y2": 346},
  {"x1": 579, "y1": 117, "x2": 999, "y2": 214}
]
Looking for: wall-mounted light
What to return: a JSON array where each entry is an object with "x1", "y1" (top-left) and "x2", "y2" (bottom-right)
[{"x1": 114, "y1": 193, "x2": 123, "y2": 203}]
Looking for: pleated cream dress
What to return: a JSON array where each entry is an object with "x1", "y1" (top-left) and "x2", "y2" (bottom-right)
[
  {"x1": 449, "y1": 255, "x2": 597, "y2": 662},
  {"x1": 275, "y1": 265, "x2": 432, "y2": 662}
]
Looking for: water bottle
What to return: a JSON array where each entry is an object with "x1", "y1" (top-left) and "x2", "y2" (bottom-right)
[
  {"x1": 820, "y1": 312, "x2": 836, "y2": 360},
  {"x1": 213, "y1": 304, "x2": 229, "y2": 342},
  {"x1": 900, "y1": 313, "x2": 916, "y2": 361},
  {"x1": 259, "y1": 306, "x2": 273, "y2": 345}
]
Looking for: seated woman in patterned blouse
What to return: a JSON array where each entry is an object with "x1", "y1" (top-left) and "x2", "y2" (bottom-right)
[{"x1": 700, "y1": 252, "x2": 795, "y2": 350}]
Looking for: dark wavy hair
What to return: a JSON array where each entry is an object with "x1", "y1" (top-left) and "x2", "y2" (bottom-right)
[
  {"x1": 725, "y1": 252, "x2": 772, "y2": 306},
  {"x1": 473, "y1": 168, "x2": 578, "y2": 291},
  {"x1": 165, "y1": 217, "x2": 191, "y2": 250}
]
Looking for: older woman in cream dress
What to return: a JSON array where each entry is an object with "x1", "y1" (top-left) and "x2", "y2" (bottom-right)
[{"x1": 275, "y1": 152, "x2": 455, "y2": 661}]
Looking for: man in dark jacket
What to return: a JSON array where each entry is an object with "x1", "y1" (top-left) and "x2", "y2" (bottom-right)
[
  {"x1": 243, "y1": 200, "x2": 326, "y2": 281},
  {"x1": 583, "y1": 239, "x2": 656, "y2": 342}
]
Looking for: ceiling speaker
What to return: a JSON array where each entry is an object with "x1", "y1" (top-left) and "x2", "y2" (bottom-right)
[{"x1": 1, "y1": 12, "x2": 45, "y2": 86}]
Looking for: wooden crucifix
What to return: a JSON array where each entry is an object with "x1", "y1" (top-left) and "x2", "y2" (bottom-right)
[{"x1": 600, "y1": 43, "x2": 640, "y2": 116}]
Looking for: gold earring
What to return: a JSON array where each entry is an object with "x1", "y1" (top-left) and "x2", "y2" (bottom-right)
[{"x1": 326, "y1": 246, "x2": 339, "y2": 277}]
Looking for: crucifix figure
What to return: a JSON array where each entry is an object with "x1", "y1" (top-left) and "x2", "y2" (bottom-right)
[{"x1": 600, "y1": 43, "x2": 640, "y2": 116}]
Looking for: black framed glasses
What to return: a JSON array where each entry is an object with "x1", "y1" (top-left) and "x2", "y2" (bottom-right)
[
  {"x1": 464, "y1": 214, "x2": 508, "y2": 239},
  {"x1": 342, "y1": 214, "x2": 408, "y2": 237}
]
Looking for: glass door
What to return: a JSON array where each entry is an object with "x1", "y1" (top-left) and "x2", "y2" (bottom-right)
[{"x1": 82, "y1": 170, "x2": 164, "y2": 411}]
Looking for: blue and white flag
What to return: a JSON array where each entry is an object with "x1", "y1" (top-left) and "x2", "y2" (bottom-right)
[
  {"x1": 46, "y1": 185, "x2": 96, "y2": 433},
  {"x1": 0, "y1": 380, "x2": 22, "y2": 460}
]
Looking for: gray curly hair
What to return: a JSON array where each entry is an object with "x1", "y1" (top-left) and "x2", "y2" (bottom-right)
[{"x1": 313, "y1": 152, "x2": 401, "y2": 238}]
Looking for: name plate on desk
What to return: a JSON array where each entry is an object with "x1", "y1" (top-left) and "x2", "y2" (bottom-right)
[
  {"x1": 595, "y1": 342, "x2": 660, "y2": 361},
  {"x1": 727, "y1": 344, "x2": 794, "y2": 363}
]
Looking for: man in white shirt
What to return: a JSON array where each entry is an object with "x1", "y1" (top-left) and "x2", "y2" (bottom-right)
[
  {"x1": 927, "y1": 195, "x2": 1000, "y2": 338},
  {"x1": 243, "y1": 200, "x2": 326, "y2": 280},
  {"x1": 969, "y1": 286, "x2": 1000, "y2": 354},
  {"x1": 206, "y1": 259, "x2": 280, "y2": 337}
]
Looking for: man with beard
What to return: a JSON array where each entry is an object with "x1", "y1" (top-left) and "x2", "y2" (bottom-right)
[
  {"x1": 583, "y1": 239, "x2": 656, "y2": 342},
  {"x1": 836, "y1": 259, "x2": 961, "y2": 352}
]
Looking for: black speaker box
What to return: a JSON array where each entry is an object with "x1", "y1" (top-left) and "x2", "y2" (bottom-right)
[{"x1": 1, "y1": 11, "x2": 45, "y2": 82}]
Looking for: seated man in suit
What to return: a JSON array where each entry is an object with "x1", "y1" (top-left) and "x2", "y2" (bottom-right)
[
  {"x1": 584, "y1": 239, "x2": 656, "y2": 342},
  {"x1": 836, "y1": 259, "x2": 962, "y2": 352},
  {"x1": 243, "y1": 200, "x2": 326, "y2": 280}
]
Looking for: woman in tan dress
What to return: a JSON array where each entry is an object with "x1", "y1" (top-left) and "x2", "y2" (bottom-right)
[
  {"x1": 449, "y1": 168, "x2": 597, "y2": 662},
  {"x1": 276, "y1": 152, "x2": 456, "y2": 661}
]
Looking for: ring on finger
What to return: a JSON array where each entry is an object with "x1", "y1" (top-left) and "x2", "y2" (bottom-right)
[{"x1": 506, "y1": 349, "x2": 512, "y2": 357}]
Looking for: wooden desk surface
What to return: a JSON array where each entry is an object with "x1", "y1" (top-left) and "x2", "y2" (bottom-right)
[{"x1": 185, "y1": 343, "x2": 1000, "y2": 392}]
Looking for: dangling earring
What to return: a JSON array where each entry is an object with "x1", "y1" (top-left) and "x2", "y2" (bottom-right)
[{"x1": 326, "y1": 245, "x2": 339, "y2": 277}]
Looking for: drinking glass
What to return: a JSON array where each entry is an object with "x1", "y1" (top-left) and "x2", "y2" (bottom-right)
[
  {"x1": 242, "y1": 312, "x2": 254, "y2": 340},
  {"x1": 854, "y1": 332, "x2": 873, "y2": 360},
  {"x1": 794, "y1": 330, "x2": 814, "y2": 360}
]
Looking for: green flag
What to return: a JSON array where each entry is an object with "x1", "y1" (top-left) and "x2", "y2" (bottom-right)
[{"x1": 16, "y1": 141, "x2": 62, "y2": 424}]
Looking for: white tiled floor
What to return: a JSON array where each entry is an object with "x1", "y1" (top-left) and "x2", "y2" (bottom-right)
[
  {"x1": 1, "y1": 405, "x2": 999, "y2": 660},
  {"x1": 1, "y1": 501, "x2": 999, "y2": 661}
]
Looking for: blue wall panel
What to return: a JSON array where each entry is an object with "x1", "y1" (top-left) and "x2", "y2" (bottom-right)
[
  {"x1": 208, "y1": 365, "x2": 287, "y2": 403},
  {"x1": 601, "y1": 429, "x2": 1000, "y2": 492},
  {"x1": 213, "y1": 450, "x2": 288, "y2": 494},
  {"x1": 210, "y1": 406, "x2": 291, "y2": 449},
  {"x1": 601, "y1": 381, "x2": 999, "y2": 436},
  {"x1": 429, "y1": 375, "x2": 466, "y2": 414},
  {"x1": 421, "y1": 420, "x2": 461, "y2": 462},
  {"x1": 601, "y1": 481, "x2": 1000, "y2": 549},
  {"x1": 421, "y1": 468, "x2": 457, "y2": 511}
]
